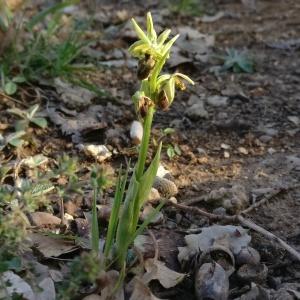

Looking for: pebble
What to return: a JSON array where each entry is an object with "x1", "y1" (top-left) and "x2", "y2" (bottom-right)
[
  {"x1": 221, "y1": 143, "x2": 230, "y2": 150},
  {"x1": 268, "y1": 148, "x2": 276, "y2": 155},
  {"x1": 287, "y1": 116, "x2": 299, "y2": 126},
  {"x1": 224, "y1": 151, "x2": 230, "y2": 158},
  {"x1": 238, "y1": 147, "x2": 248, "y2": 155},
  {"x1": 130, "y1": 120, "x2": 143, "y2": 145},
  {"x1": 259, "y1": 135, "x2": 272, "y2": 143},
  {"x1": 146, "y1": 187, "x2": 161, "y2": 204},
  {"x1": 185, "y1": 101, "x2": 209, "y2": 120},
  {"x1": 206, "y1": 95, "x2": 228, "y2": 107}
]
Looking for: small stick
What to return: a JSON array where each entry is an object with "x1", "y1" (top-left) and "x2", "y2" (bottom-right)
[
  {"x1": 237, "y1": 215, "x2": 300, "y2": 261},
  {"x1": 242, "y1": 184, "x2": 300, "y2": 215},
  {"x1": 168, "y1": 201, "x2": 300, "y2": 262}
]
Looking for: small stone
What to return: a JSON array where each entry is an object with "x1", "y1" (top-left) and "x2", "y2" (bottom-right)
[
  {"x1": 146, "y1": 187, "x2": 161, "y2": 204},
  {"x1": 287, "y1": 116, "x2": 299, "y2": 126},
  {"x1": 197, "y1": 147, "x2": 207, "y2": 155},
  {"x1": 153, "y1": 177, "x2": 178, "y2": 198},
  {"x1": 169, "y1": 196, "x2": 178, "y2": 204},
  {"x1": 224, "y1": 151, "x2": 230, "y2": 158},
  {"x1": 259, "y1": 135, "x2": 272, "y2": 143},
  {"x1": 130, "y1": 120, "x2": 143, "y2": 145},
  {"x1": 238, "y1": 147, "x2": 248, "y2": 155},
  {"x1": 207, "y1": 95, "x2": 228, "y2": 107},
  {"x1": 80, "y1": 144, "x2": 112, "y2": 162},
  {"x1": 213, "y1": 207, "x2": 226, "y2": 216},
  {"x1": 221, "y1": 143, "x2": 230, "y2": 150},
  {"x1": 268, "y1": 148, "x2": 276, "y2": 155},
  {"x1": 140, "y1": 205, "x2": 164, "y2": 225},
  {"x1": 185, "y1": 101, "x2": 209, "y2": 120}
]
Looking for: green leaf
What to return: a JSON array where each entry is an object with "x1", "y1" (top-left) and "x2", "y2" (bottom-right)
[
  {"x1": 15, "y1": 120, "x2": 28, "y2": 132},
  {"x1": 12, "y1": 75, "x2": 26, "y2": 83},
  {"x1": 8, "y1": 138, "x2": 24, "y2": 148},
  {"x1": 174, "y1": 144, "x2": 182, "y2": 155},
  {"x1": 163, "y1": 127, "x2": 175, "y2": 135},
  {"x1": 27, "y1": 104, "x2": 40, "y2": 119},
  {"x1": 115, "y1": 173, "x2": 140, "y2": 267},
  {"x1": 167, "y1": 146, "x2": 175, "y2": 159},
  {"x1": 31, "y1": 117, "x2": 48, "y2": 129},
  {"x1": 4, "y1": 81, "x2": 17, "y2": 95},
  {"x1": 104, "y1": 166, "x2": 129, "y2": 258},
  {"x1": 136, "y1": 142, "x2": 162, "y2": 207}
]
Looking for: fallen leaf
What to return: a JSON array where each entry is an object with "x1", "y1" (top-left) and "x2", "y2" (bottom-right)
[
  {"x1": 178, "y1": 225, "x2": 251, "y2": 264},
  {"x1": 143, "y1": 259, "x2": 185, "y2": 289},
  {"x1": 130, "y1": 278, "x2": 164, "y2": 300},
  {"x1": 29, "y1": 233, "x2": 79, "y2": 258},
  {"x1": 29, "y1": 212, "x2": 61, "y2": 226}
]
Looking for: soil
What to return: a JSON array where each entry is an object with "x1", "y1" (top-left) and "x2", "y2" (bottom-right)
[{"x1": 1, "y1": 0, "x2": 300, "y2": 299}]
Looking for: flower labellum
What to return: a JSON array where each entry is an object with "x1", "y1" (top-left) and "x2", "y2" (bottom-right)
[
  {"x1": 157, "y1": 89, "x2": 169, "y2": 111},
  {"x1": 137, "y1": 53, "x2": 156, "y2": 80}
]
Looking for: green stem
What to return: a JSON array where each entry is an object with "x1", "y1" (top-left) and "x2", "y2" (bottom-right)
[
  {"x1": 136, "y1": 105, "x2": 155, "y2": 179},
  {"x1": 91, "y1": 188, "x2": 99, "y2": 253}
]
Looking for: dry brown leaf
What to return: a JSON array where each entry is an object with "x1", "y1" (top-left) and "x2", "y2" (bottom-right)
[
  {"x1": 143, "y1": 259, "x2": 185, "y2": 289},
  {"x1": 129, "y1": 278, "x2": 164, "y2": 300},
  {"x1": 29, "y1": 233, "x2": 79, "y2": 258},
  {"x1": 97, "y1": 270, "x2": 124, "y2": 300},
  {"x1": 29, "y1": 212, "x2": 61, "y2": 226}
]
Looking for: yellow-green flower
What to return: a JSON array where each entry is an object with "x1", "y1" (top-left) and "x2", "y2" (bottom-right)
[{"x1": 128, "y1": 12, "x2": 179, "y2": 60}]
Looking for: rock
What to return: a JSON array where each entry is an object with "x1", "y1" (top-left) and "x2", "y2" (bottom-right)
[
  {"x1": 79, "y1": 144, "x2": 112, "y2": 162},
  {"x1": 146, "y1": 187, "x2": 161, "y2": 204},
  {"x1": 206, "y1": 185, "x2": 249, "y2": 214},
  {"x1": 130, "y1": 120, "x2": 143, "y2": 145},
  {"x1": 221, "y1": 143, "x2": 230, "y2": 150},
  {"x1": 140, "y1": 205, "x2": 164, "y2": 225},
  {"x1": 235, "y1": 247, "x2": 261, "y2": 266},
  {"x1": 238, "y1": 147, "x2": 248, "y2": 155},
  {"x1": 287, "y1": 116, "x2": 299, "y2": 126},
  {"x1": 207, "y1": 95, "x2": 228, "y2": 107},
  {"x1": 259, "y1": 135, "x2": 272, "y2": 143},
  {"x1": 195, "y1": 262, "x2": 229, "y2": 300},
  {"x1": 185, "y1": 100, "x2": 209, "y2": 120},
  {"x1": 286, "y1": 155, "x2": 300, "y2": 171},
  {"x1": 153, "y1": 176, "x2": 178, "y2": 198},
  {"x1": 237, "y1": 263, "x2": 268, "y2": 284},
  {"x1": 0, "y1": 271, "x2": 35, "y2": 300},
  {"x1": 224, "y1": 151, "x2": 230, "y2": 158},
  {"x1": 268, "y1": 147, "x2": 276, "y2": 155}
]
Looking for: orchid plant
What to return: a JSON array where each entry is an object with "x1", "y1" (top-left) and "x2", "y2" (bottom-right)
[{"x1": 94, "y1": 12, "x2": 194, "y2": 274}]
